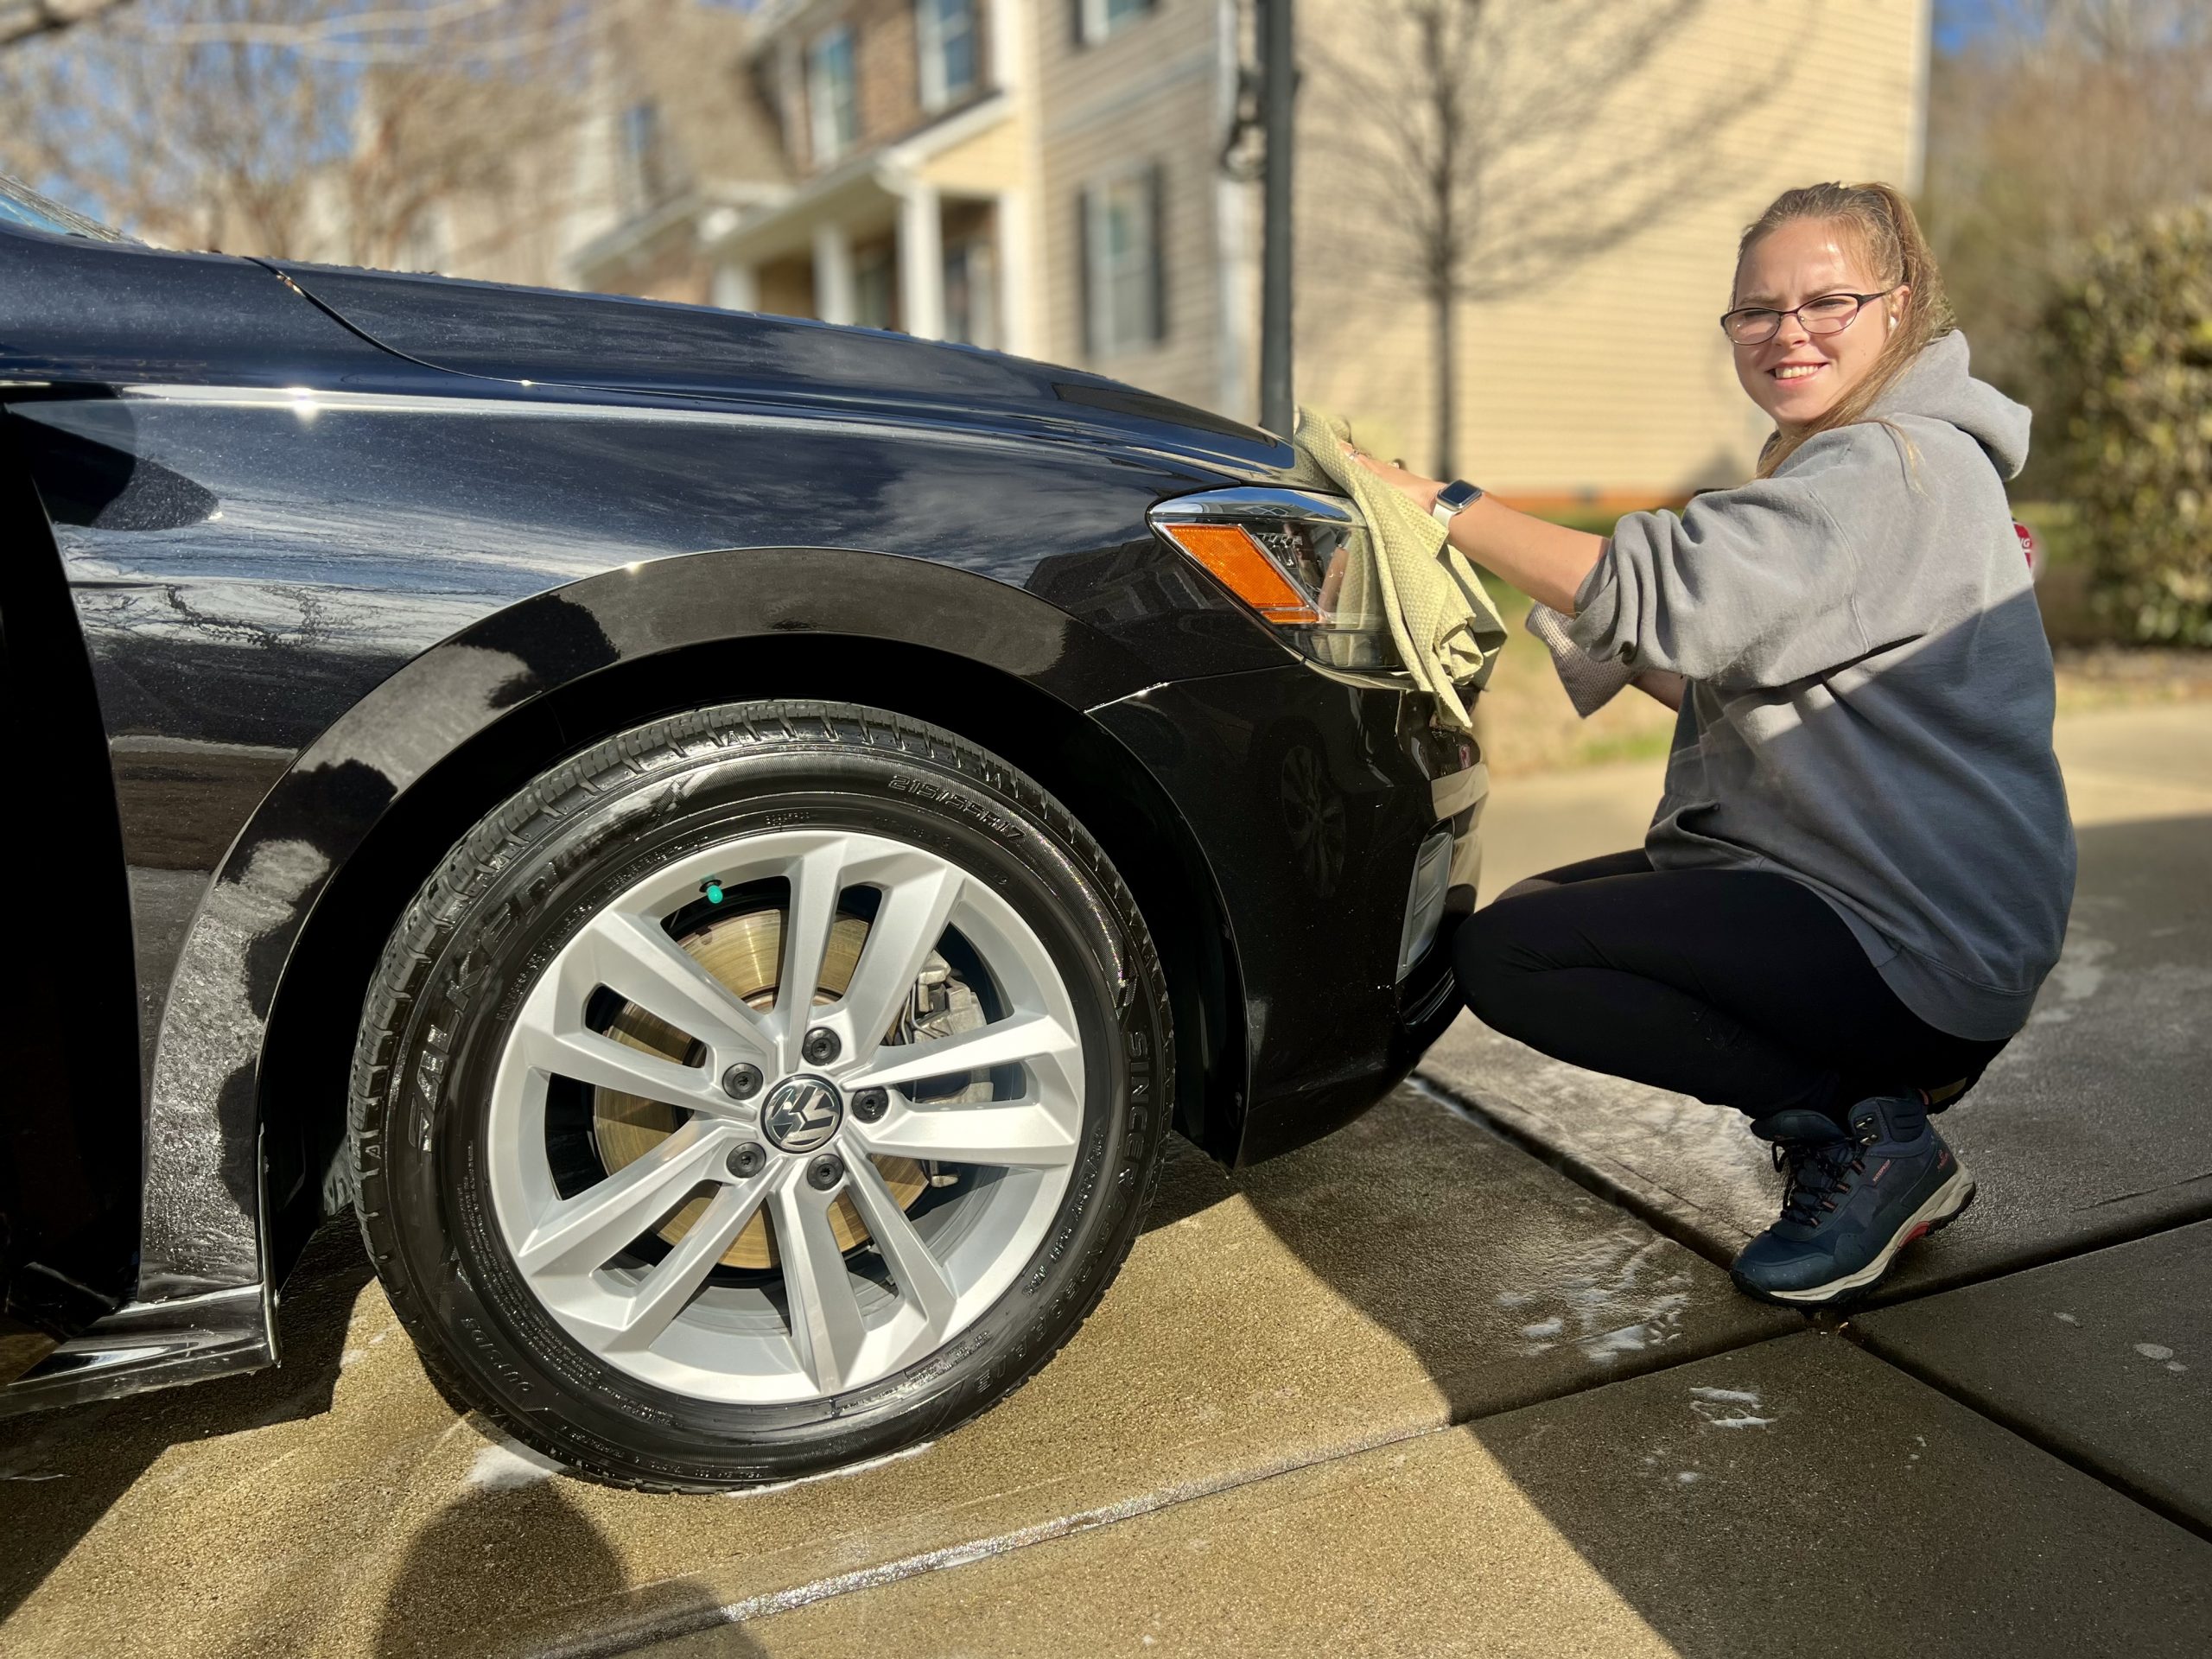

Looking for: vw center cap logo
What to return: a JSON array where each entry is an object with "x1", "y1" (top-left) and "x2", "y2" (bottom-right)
[{"x1": 761, "y1": 1074, "x2": 843, "y2": 1154}]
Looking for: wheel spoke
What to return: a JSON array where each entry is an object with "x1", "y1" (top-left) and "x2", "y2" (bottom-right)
[
  {"x1": 856, "y1": 1011, "x2": 1080, "y2": 1091},
  {"x1": 778, "y1": 842, "x2": 847, "y2": 1065},
  {"x1": 851, "y1": 1095, "x2": 1079, "y2": 1168},
  {"x1": 604, "y1": 1176, "x2": 770, "y2": 1353},
  {"x1": 835, "y1": 862, "x2": 963, "y2": 1058},
  {"x1": 844, "y1": 1157, "x2": 958, "y2": 1331},
  {"x1": 516, "y1": 1117, "x2": 725, "y2": 1277},
  {"x1": 775, "y1": 1178, "x2": 868, "y2": 1394},
  {"x1": 517, "y1": 1020, "x2": 722, "y2": 1113},
  {"x1": 580, "y1": 910, "x2": 776, "y2": 1065}
]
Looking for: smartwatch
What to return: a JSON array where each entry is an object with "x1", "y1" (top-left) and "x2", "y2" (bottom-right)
[{"x1": 1431, "y1": 479, "x2": 1484, "y2": 526}]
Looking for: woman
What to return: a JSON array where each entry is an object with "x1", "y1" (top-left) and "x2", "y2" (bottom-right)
[{"x1": 1351, "y1": 181, "x2": 2075, "y2": 1306}]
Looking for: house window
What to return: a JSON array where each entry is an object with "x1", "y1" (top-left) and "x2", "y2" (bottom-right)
[
  {"x1": 621, "y1": 99, "x2": 670, "y2": 210},
  {"x1": 807, "y1": 28, "x2": 860, "y2": 166},
  {"x1": 944, "y1": 236, "x2": 996, "y2": 348},
  {"x1": 1076, "y1": 0, "x2": 1154, "y2": 48},
  {"x1": 855, "y1": 246, "x2": 897, "y2": 331},
  {"x1": 917, "y1": 0, "x2": 977, "y2": 111},
  {"x1": 1080, "y1": 166, "x2": 1165, "y2": 357}
]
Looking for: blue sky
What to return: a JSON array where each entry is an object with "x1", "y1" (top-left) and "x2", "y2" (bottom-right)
[{"x1": 1933, "y1": 0, "x2": 2021, "y2": 53}]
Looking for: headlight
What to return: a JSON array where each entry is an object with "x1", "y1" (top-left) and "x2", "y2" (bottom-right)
[{"x1": 1148, "y1": 486, "x2": 1398, "y2": 671}]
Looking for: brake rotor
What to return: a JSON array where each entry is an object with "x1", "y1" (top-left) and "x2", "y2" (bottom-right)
[{"x1": 593, "y1": 906, "x2": 927, "y2": 1270}]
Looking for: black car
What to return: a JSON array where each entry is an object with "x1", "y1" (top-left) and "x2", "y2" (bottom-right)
[{"x1": 0, "y1": 178, "x2": 1484, "y2": 1490}]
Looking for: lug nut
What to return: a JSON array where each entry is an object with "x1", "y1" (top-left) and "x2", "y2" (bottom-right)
[
  {"x1": 721, "y1": 1063, "x2": 764, "y2": 1100},
  {"x1": 802, "y1": 1027, "x2": 841, "y2": 1065},
  {"x1": 852, "y1": 1087, "x2": 888, "y2": 1122},
  {"x1": 806, "y1": 1152, "x2": 844, "y2": 1191},
  {"x1": 727, "y1": 1141, "x2": 767, "y2": 1179}
]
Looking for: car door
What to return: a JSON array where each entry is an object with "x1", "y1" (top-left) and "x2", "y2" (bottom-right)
[{"x1": 0, "y1": 412, "x2": 143, "y2": 1347}]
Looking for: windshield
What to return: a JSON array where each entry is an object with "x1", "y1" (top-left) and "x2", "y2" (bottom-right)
[{"x1": 0, "y1": 175, "x2": 129, "y2": 243}]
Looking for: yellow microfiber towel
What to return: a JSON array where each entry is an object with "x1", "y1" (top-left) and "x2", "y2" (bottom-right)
[{"x1": 1281, "y1": 406, "x2": 1508, "y2": 733}]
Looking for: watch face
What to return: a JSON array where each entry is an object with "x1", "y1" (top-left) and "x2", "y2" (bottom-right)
[{"x1": 1437, "y1": 481, "x2": 1479, "y2": 512}]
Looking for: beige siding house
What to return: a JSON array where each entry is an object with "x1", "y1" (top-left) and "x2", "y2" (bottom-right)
[
  {"x1": 1292, "y1": 0, "x2": 1932, "y2": 506},
  {"x1": 560, "y1": 0, "x2": 1929, "y2": 507}
]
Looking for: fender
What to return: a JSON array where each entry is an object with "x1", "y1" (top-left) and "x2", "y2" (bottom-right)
[{"x1": 11, "y1": 546, "x2": 1220, "y2": 1412}]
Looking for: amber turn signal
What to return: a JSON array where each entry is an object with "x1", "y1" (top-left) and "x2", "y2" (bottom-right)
[{"x1": 1155, "y1": 522, "x2": 1321, "y2": 625}]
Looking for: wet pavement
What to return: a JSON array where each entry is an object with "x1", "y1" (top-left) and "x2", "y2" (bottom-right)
[
  {"x1": 4, "y1": 702, "x2": 2209, "y2": 1656},
  {"x1": 1855, "y1": 1219, "x2": 2212, "y2": 1530},
  {"x1": 0, "y1": 1091, "x2": 1787, "y2": 1659},
  {"x1": 655, "y1": 1338, "x2": 2212, "y2": 1659}
]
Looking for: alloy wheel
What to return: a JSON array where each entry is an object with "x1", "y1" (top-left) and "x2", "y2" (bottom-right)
[{"x1": 486, "y1": 829, "x2": 1086, "y2": 1404}]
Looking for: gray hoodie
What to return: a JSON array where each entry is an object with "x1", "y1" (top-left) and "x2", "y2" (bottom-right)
[{"x1": 1566, "y1": 332, "x2": 2075, "y2": 1040}]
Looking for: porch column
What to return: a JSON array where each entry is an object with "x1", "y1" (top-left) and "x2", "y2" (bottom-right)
[
  {"x1": 812, "y1": 221, "x2": 856, "y2": 326},
  {"x1": 995, "y1": 188, "x2": 1033, "y2": 355},
  {"x1": 710, "y1": 263, "x2": 758, "y2": 314},
  {"x1": 899, "y1": 181, "x2": 944, "y2": 340}
]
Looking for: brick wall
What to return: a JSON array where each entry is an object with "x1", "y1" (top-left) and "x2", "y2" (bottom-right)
[
  {"x1": 756, "y1": 255, "x2": 817, "y2": 317},
  {"x1": 789, "y1": 0, "x2": 995, "y2": 175}
]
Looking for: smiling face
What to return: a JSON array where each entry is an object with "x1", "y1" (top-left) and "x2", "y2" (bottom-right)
[{"x1": 1730, "y1": 217, "x2": 1908, "y2": 433}]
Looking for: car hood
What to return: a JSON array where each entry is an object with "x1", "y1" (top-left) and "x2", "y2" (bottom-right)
[{"x1": 270, "y1": 260, "x2": 1293, "y2": 477}]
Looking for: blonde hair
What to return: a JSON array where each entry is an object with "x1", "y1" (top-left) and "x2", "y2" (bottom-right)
[{"x1": 1737, "y1": 181, "x2": 1955, "y2": 479}]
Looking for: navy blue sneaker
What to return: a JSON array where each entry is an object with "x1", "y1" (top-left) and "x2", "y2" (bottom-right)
[{"x1": 1731, "y1": 1096, "x2": 1975, "y2": 1306}]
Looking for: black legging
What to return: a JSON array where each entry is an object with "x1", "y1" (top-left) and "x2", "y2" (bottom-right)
[{"x1": 1452, "y1": 849, "x2": 2010, "y2": 1122}]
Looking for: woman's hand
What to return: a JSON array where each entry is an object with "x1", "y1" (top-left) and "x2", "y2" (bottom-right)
[
  {"x1": 1341, "y1": 438, "x2": 1607, "y2": 617},
  {"x1": 1343, "y1": 443, "x2": 1442, "y2": 516}
]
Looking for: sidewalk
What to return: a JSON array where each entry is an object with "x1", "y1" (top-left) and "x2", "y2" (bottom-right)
[{"x1": 3, "y1": 704, "x2": 2208, "y2": 1658}]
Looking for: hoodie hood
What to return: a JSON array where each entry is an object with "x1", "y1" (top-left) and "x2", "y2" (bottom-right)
[{"x1": 1872, "y1": 329, "x2": 2031, "y2": 480}]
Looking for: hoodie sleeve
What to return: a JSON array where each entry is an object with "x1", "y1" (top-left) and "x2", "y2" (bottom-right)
[{"x1": 1564, "y1": 429, "x2": 1906, "y2": 690}]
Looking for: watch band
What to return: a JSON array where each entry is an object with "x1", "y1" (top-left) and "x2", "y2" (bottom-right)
[{"x1": 1431, "y1": 479, "x2": 1484, "y2": 526}]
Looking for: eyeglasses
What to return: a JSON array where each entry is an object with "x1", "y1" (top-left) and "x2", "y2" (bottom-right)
[{"x1": 1719, "y1": 289, "x2": 1896, "y2": 346}]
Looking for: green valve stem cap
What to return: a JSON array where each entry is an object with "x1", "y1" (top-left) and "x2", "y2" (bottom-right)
[{"x1": 702, "y1": 880, "x2": 724, "y2": 904}]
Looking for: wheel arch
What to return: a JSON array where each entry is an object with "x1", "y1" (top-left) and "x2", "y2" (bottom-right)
[{"x1": 248, "y1": 557, "x2": 1248, "y2": 1283}]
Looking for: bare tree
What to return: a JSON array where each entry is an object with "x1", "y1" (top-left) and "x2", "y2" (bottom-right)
[
  {"x1": 0, "y1": 0, "x2": 131, "y2": 50},
  {"x1": 1304, "y1": 0, "x2": 1777, "y2": 478},
  {"x1": 0, "y1": 0, "x2": 593, "y2": 270},
  {"x1": 1958, "y1": 0, "x2": 2210, "y2": 60}
]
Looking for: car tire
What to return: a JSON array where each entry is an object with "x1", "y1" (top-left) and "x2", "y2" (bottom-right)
[{"x1": 349, "y1": 701, "x2": 1173, "y2": 1491}]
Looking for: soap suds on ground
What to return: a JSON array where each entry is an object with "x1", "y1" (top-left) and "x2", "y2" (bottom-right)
[
  {"x1": 467, "y1": 1437, "x2": 564, "y2": 1492},
  {"x1": 1690, "y1": 1386, "x2": 1775, "y2": 1431},
  {"x1": 1504, "y1": 1231, "x2": 1694, "y2": 1363}
]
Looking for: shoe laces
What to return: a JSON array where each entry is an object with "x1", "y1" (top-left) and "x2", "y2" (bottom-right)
[{"x1": 1772, "y1": 1137, "x2": 1866, "y2": 1228}]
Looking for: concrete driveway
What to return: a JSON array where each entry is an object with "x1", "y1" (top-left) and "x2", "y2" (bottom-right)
[{"x1": 3, "y1": 702, "x2": 2208, "y2": 1658}]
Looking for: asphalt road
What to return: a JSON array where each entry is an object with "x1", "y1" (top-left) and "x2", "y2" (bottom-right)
[{"x1": 3, "y1": 702, "x2": 2208, "y2": 1658}]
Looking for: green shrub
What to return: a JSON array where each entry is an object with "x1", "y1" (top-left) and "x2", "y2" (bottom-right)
[{"x1": 2045, "y1": 202, "x2": 2212, "y2": 646}]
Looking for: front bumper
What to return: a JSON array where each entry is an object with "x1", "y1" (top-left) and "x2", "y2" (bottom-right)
[{"x1": 1092, "y1": 662, "x2": 1484, "y2": 1166}]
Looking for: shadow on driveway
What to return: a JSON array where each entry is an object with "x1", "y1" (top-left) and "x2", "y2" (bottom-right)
[
  {"x1": 355, "y1": 1481, "x2": 755, "y2": 1659},
  {"x1": 0, "y1": 1220, "x2": 373, "y2": 1624}
]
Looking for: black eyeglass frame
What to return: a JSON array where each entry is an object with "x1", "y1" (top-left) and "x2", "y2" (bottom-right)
[{"x1": 1719, "y1": 288, "x2": 1898, "y2": 346}]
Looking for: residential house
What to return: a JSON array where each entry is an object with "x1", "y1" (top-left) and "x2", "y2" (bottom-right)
[
  {"x1": 564, "y1": 0, "x2": 1930, "y2": 505},
  {"x1": 569, "y1": 0, "x2": 794, "y2": 302},
  {"x1": 569, "y1": 0, "x2": 1247, "y2": 417}
]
